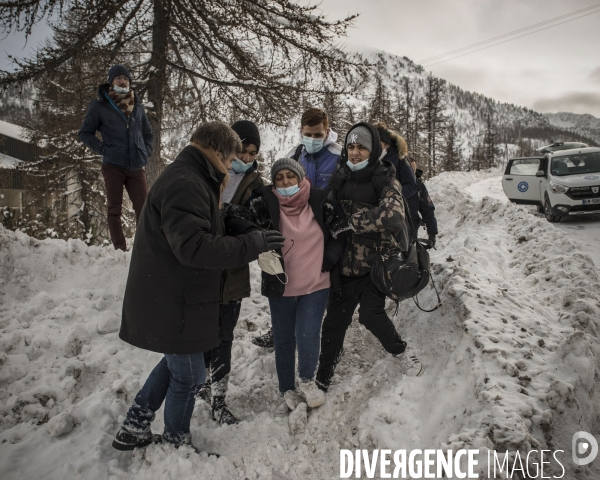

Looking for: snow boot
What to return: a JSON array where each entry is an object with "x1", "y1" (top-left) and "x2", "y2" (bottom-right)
[
  {"x1": 299, "y1": 380, "x2": 325, "y2": 408},
  {"x1": 395, "y1": 349, "x2": 424, "y2": 377},
  {"x1": 195, "y1": 379, "x2": 212, "y2": 404},
  {"x1": 112, "y1": 427, "x2": 162, "y2": 451},
  {"x1": 211, "y1": 396, "x2": 240, "y2": 425},
  {"x1": 252, "y1": 329, "x2": 274, "y2": 348}
]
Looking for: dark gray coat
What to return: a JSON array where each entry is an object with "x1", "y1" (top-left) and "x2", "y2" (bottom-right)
[
  {"x1": 78, "y1": 84, "x2": 153, "y2": 170},
  {"x1": 119, "y1": 145, "x2": 261, "y2": 354}
]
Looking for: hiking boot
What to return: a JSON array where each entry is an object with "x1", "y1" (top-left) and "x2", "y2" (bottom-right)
[
  {"x1": 299, "y1": 380, "x2": 325, "y2": 408},
  {"x1": 195, "y1": 380, "x2": 212, "y2": 404},
  {"x1": 252, "y1": 329, "x2": 274, "y2": 348},
  {"x1": 112, "y1": 427, "x2": 162, "y2": 451},
  {"x1": 211, "y1": 396, "x2": 240, "y2": 425},
  {"x1": 395, "y1": 349, "x2": 424, "y2": 377},
  {"x1": 283, "y1": 389, "x2": 303, "y2": 411}
]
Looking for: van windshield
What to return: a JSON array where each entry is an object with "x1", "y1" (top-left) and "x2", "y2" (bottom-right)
[{"x1": 551, "y1": 152, "x2": 600, "y2": 177}]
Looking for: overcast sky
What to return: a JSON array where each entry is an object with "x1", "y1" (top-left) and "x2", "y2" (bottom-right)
[
  {"x1": 319, "y1": 0, "x2": 600, "y2": 117},
  {"x1": 1, "y1": 0, "x2": 599, "y2": 117}
]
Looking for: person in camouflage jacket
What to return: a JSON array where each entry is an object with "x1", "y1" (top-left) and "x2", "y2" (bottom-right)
[{"x1": 316, "y1": 122, "x2": 424, "y2": 390}]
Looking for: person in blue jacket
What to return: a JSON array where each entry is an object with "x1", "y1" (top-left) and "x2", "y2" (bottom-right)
[
  {"x1": 78, "y1": 64, "x2": 154, "y2": 251},
  {"x1": 287, "y1": 107, "x2": 342, "y2": 191},
  {"x1": 409, "y1": 158, "x2": 438, "y2": 247}
]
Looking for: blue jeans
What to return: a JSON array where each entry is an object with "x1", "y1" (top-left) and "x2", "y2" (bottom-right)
[
  {"x1": 121, "y1": 353, "x2": 206, "y2": 446},
  {"x1": 268, "y1": 288, "x2": 329, "y2": 393}
]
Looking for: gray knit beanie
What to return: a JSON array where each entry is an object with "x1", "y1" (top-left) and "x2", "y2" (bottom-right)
[
  {"x1": 346, "y1": 125, "x2": 373, "y2": 153},
  {"x1": 271, "y1": 158, "x2": 305, "y2": 183}
]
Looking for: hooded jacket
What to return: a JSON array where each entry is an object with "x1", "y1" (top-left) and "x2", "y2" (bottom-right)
[
  {"x1": 78, "y1": 84, "x2": 154, "y2": 170},
  {"x1": 378, "y1": 128, "x2": 419, "y2": 223},
  {"x1": 288, "y1": 130, "x2": 342, "y2": 191},
  {"x1": 330, "y1": 122, "x2": 411, "y2": 278},
  {"x1": 415, "y1": 168, "x2": 438, "y2": 235}
]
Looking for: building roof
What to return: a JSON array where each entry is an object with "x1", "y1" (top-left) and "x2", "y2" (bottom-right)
[{"x1": 0, "y1": 120, "x2": 30, "y2": 142}]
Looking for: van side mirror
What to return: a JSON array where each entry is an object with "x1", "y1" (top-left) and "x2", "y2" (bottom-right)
[{"x1": 535, "y1": 170, "x2": 545, "y2": 177}]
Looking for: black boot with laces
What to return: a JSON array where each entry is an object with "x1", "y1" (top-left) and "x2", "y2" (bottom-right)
[{"x1": 211, "y1": 396, "x2": 240, "y2": 425}]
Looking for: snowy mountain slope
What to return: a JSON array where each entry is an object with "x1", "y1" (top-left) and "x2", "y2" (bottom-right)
[
  {"x1": 1, "y1": 171, "x2": 600, "y2": 479},
  {"x1": 544, "y1": 112, "x2": 600, "y2": 146}
]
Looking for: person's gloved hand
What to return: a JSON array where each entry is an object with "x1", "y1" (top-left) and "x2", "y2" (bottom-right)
[
  {"x1": 248, "y1": 230, "x2": 285, "y2": 253},
  {"x1": 428, "y1": 234, "x2": 436, "y2": 248},
  {"x1": 330, "y1": 218, "x2": 354, "y2": 239},
  {"x1": 321, "y1": 258, "x2": 334, "y2": 273}
]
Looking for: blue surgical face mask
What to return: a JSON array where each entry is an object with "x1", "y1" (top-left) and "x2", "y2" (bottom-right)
[
  {"x1": 113, "y1": 85, "x2": 130, "y2": 94},
  {"x1": 302, "y1": 136, "x2": 324, "y2": 154},
  {"x1": 276, "y1": 185, "x2": 300, "y2": 196},
  {"x1": 231, "y1": 158, "x2": 254, "y2": 174},
  {"x1": 346, "y1": 158, "x2": 369, "y2": 171}
]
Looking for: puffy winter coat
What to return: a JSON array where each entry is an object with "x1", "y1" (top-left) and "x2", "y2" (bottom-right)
[
  {"x1": 78, "y1": 84, "x2": 153, "y2": 171},
  {"x1": 330, "y1": 122, "x2": 412, "y2": 278},
  {"x1": 380, "y1": 130, "x2": 419, "y2": 224},
  {"x1": 119, "y1": 145, "x2": 261, "y2": 354},
  {"x1": 221, "y1": 165, "x2": 264, "y2": 304},
  {"x1": 288, "y1": 130, "x2": 342, "y2": 190},
  {"x1": 415, "y1": 169, "x2": 438, "y2": 235}
]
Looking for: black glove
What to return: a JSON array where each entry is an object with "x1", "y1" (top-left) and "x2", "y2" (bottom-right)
[
  {"x1": 321, "y1": 258, "x2": 334, "y2": 273},
  {"x1": 248, "y1": 230, "x2": 285, "y2": 253},
  {"x1": 330, "y1": 218, "x2": 354, "y2": 239},
  {"x1": 428, "y1": 234, "x2": 436, "y2": 248}
]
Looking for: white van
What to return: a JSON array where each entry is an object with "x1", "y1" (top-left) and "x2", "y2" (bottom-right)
[{"x1": 502, "y1": 147, "x2": 600, "y2": 222}]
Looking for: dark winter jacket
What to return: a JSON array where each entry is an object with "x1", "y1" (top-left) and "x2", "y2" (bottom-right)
[
  {"x1": 330, "y1": 122, "x2": 411, "y2": 278},
  {"x1": 119, "y1": 145, "x2": 261, "y2": 354},
  {"x1": 78, "y1": 84, "x2": 154, "y2": 171},
  {"x1": 221, "y1": 168, "x2": 265, "y2": 304},
  {"x1": 415, "y1": 169, "x2": 438, "y2": 235},
  {"x1": 288, "y1": 131, "x2": 342, "y2": 191},
  {"x1": 382, "y1": 149, "x2": 419, "y2": 223},
  {"x1": 223, "y1": 185, "x2": 347, "y2": 297}
]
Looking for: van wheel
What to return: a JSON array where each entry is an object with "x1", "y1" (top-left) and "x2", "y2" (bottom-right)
[{"x1": 544, "y1": 198, "x2": 561, "y2": 223}]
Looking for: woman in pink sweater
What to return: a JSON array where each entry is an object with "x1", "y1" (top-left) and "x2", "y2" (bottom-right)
[{"x1": 236, "y1": 158, "x2": 347, "y2": 412}]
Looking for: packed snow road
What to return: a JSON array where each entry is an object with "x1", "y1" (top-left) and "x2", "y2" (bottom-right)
[
  {"x1": 466, "y1": 172, "x2": 600, "y2": 269},
  {"x1": 0, "y1": 170, "x2": 599, "y2": 479}
]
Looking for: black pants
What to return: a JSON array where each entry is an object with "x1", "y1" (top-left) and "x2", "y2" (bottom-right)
[
  {"x1": 203, "y1": 300, "x2": 242, "y2": 387},
  {"x1": 316, "y1": 274, "x2": 406, "y2": 389}
]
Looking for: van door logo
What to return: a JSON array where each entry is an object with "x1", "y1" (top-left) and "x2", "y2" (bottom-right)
[{"x1": 518, "y1": 181, "x2": 529, "y2": 192}]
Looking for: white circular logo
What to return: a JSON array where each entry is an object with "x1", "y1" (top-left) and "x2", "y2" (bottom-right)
[{"x1": 573, "y1": 431, "x2": 599, "y2": 466}]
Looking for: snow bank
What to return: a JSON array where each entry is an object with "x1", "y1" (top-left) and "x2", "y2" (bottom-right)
[{"x1": 0, "y1": 169, "x2": 599, "y2": 479}]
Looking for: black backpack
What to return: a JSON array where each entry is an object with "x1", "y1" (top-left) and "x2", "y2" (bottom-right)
[{"x1": 370, "y1": 197, "x2": 442, "y2": 312}]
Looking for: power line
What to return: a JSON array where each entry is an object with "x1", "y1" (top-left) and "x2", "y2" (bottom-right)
[
  {"x1": 418, "y1": 3, "x2": 600, "y2": 65},
  {"x1": 421, "y1": 8, "x2": 600, "y2": 67}
]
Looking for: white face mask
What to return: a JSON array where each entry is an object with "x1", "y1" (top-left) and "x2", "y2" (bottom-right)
[
  {"x1": 379, "y1": 149, "x2": 387, "y2": 160},
  {"x1": 113, "y1": 85, "x2": 130, "y2": 94},
  {"x1": 257, "y1": 251, "x2": 288, "y2": 284},
  {"x1": 346, "y1": 158, "x2": 369, "y2": 171}
]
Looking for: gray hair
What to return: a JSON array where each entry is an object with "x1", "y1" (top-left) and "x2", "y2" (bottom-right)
[{"x1": 190, "y1": 121, "x2": 242, "y2": 158}]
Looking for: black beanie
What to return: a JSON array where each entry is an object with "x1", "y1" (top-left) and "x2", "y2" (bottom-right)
[
  {"x1": 377, "y1": 126, "x2": 391, "y2": 146},
  {"x1": 231, "y1": 120, "x2": 261, "y2": 152},
  {"x1": 108, "y1": 65, "x2": 132, "y2": 85}
]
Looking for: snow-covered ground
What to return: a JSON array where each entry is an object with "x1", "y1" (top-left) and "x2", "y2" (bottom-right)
[{"x1": 1, "y1": 170, "x2": 599, "y2": 479}]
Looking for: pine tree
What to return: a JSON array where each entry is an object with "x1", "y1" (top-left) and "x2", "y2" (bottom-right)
[
  {"x1": 0, "y1": 0, "x2": 365, "y2": 185},
  {"x1": 441, "y1": 121, "x2": 462, "y2": 171},
  {"x1": 420, "y1": 73, "x2": 447, "y2": 176},
  {"x1": 368, "y1": 75, "x2": 393, "y2": 126},
  {"x1": 482, "y1": 108, "x2": 499, "y2": 168}
]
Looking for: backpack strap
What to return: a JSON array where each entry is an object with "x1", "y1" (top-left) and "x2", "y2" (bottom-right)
[{"x1": 292, "y1": 144, "x2": 304, "y2": 161}]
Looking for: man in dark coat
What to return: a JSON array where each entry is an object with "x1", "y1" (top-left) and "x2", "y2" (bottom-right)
[
  {"x1": 78, "y1": 64, "x2": 154, "y2": 251},
  {"x1": 112, "y1": 121, "x2": 284, "y2": 451},
  {"x1": 409, "y1": 158, "x2": 439, "y2": 247}
]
